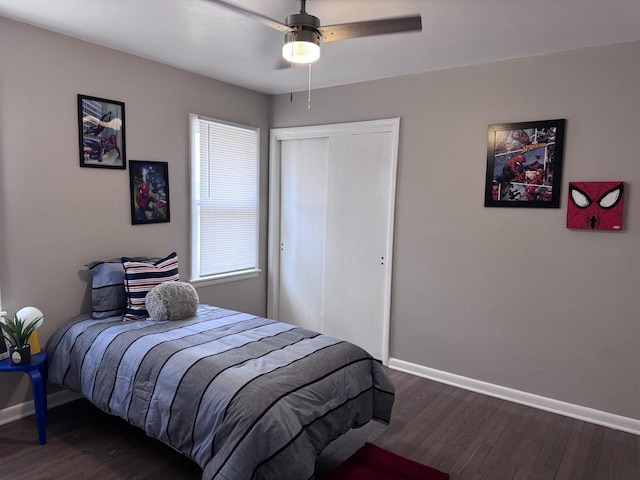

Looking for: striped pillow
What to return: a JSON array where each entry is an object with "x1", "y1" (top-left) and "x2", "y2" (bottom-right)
[{"x1": 121, "y1": 252, "x2": 179, "y2": 321}]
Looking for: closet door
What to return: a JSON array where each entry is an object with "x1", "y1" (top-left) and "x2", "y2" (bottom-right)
[
  {"x1": 321, "y1": 133, "x2": 393, "y2": 359},
  {"x1": 278, "y1": 137, "x2": 329, "y2": 332}
]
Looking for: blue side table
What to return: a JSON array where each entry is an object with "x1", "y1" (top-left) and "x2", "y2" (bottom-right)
[{"x1": 0, "y1": 351, "x2": 47, "y2": 444}]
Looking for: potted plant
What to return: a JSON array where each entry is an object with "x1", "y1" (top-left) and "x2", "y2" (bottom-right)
[{"x1": 0, "y1": 313, "x2": 42, "y2": 365}]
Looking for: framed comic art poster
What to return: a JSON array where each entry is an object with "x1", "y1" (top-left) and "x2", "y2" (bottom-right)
[
  {"x1": 484, "y1": 119, "x2": 566, "y2": 208},
  {"x1": 78, "y1": 94, "x2": 126, "y2": 169},
  {"x1": 129, "y1": 160, "x2": 170, "y2": 225}
]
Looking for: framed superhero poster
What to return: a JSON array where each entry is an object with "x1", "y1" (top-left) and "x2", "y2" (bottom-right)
[
  {"x1": 484, "y1": 119, "x2": 566, "y2": 208},
  {"x1": 567, "y1": 182, "x2": 624, "y2": 230},
  {"x1": 129, "y1": 160, "x2": 171, "y2": 225},
  {"x1": 78, "y1": 94, "x2": 126, "y2": 169}
]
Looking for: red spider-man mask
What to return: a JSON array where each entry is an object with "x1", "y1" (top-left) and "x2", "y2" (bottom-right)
[{"x1": 566, "y1": 182, "x2": 624, "y2": 230}]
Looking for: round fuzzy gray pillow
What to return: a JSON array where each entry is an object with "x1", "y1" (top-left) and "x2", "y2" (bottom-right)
[{"x1": 145, "y1": 281, "x2": 199, "y2": 321}]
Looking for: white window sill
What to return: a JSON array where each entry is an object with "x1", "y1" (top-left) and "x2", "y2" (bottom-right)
[{"x1": 190, "y1": 269, "x2": 261, "y2": 288}]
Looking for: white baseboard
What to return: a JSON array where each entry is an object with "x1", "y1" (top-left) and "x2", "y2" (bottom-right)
[
  {"x1": 0, "y1": 389, "x2": 83, "y2": 427},
  {"x1": 388, "y1": 357, "x2": 640, "y2": 436}
]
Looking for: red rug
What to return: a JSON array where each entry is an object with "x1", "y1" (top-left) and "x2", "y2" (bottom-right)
[{"x1": 322, "y1": 442, "x2": 449, "y2": 480}]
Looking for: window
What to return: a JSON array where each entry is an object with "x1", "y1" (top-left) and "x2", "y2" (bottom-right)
[{"x1": 190, "y1": 114, "x2": 260, "y2": 285}]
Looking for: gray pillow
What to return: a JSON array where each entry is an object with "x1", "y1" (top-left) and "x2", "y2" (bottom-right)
[{"x1": 145, "y1": 281, "x2": 199, "y2": 321}]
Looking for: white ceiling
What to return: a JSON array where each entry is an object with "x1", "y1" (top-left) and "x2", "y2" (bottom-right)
[{"x1": 1, "y1": 0, "x2": 639, "y2": 95}]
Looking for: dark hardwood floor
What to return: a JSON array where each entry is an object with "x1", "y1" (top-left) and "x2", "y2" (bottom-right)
[
  {"x1": 0, "y1": 367, "x2": 637, "y2": 479},
  {"x1": 376, "y1": 369, "x2": 638, "y2": 480}
]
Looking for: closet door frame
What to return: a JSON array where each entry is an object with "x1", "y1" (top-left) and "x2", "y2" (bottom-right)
[{"x1": 268, "y1": 118, "x2": 400, "y2": 364}]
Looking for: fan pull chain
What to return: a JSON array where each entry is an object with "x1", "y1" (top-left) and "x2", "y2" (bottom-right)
[
  {"x1": 290, "y1": 60, "x2": 294, "y2": 103},
  {"x1": 307, "y1": 63, "x2": 312, "y2": 110}
]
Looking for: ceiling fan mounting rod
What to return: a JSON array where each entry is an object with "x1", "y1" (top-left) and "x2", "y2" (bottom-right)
[{"x1": 285, "y1": 0, "x2": 318, "y2": 32}]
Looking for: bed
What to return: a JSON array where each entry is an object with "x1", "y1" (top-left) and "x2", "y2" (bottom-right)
[{"x1": 46, "y1": 304, "x2": 395, "y2": 480}]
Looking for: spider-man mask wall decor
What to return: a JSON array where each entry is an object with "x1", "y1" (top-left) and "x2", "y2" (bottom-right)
[{"x1": 566, "y1": 182, "x2": 624, "y2": 230}]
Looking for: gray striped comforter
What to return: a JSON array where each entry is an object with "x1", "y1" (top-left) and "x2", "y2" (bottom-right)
[{"x1": 46, "y1": 305, "x2": 395, "y2": 480}]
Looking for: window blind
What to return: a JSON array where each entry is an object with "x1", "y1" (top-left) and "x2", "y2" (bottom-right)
[{"x1": 193, "y1": 116, "x2": 259, "y2": 279}]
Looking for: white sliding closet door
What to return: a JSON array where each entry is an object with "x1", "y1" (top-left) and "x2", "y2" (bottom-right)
[
  {"x1": 269, "y1": 119, "x2": 399, "y2": 362},
  {"x1": 278, "y1": 138, "x2": 329, "y2": 332},
  {"x1": 322, "y1": 132, "x2": 393, "y2": 358}
]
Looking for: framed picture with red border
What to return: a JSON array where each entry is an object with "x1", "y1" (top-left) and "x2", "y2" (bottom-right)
[{"x1": 566, "y1": 182, "x2": 624, "y2": 230}]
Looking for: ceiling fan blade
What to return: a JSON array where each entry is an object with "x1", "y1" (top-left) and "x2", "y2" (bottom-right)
[
  {"x1": 204, "y1": 0, "x2": 291, "y2": 33},
  {"x1": 318, "y1": 15, "x2": 422, "y2": 43}
]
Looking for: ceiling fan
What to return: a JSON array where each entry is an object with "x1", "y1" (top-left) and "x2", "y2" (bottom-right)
[{"x1": 206, "y1": 0, "x2": 423, "y2": 64}]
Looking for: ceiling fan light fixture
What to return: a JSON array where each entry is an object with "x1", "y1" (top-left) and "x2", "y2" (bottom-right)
[{"x1": 282, "y1": 29, "x2": 320, "y2": 64}]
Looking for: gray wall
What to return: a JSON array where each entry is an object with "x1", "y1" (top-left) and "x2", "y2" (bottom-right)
[
  {"x1": 0, "y1": 17, "x2": 270, "y2": 408},
  {"x1": 2, "y1": 13, "x2": 639, "y2": 424},
  {"x1": 271, "y1": 41, "x2": 640, "y2": 421}
]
